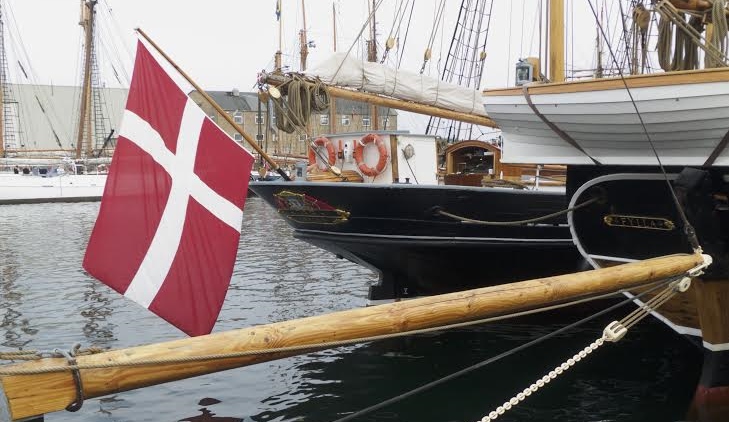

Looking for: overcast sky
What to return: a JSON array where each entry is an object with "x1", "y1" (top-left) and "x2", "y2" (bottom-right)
[
  {"x1": 5, "y1": 1, "x2": 608, "y2": 87},
  {"x1": 4, "y1": 0, "x2": 610, "y2": 132}
]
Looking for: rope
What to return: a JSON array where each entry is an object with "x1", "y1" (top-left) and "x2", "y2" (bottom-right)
[
  {"x1": 0, "y1": 347, "x2": 105, "y2": 361},
  {"x1": 478, "y1": 277, "x2": 690, "y2": 421},
  {"x1": 272, "y1": 76, "x2": 330, "y2": 134},
  {"x1": 0, "y1": 286, "x2": 639, "y2": 377},
  {"x1": 331, "y1": 277, "x2": 681, "y2": 422},
  {"x1": 708, "y1": 0, "x2": 729, "y2": 68},
  {"x1": 437, "y1": 196, "x2": 600, "y2": 226}
]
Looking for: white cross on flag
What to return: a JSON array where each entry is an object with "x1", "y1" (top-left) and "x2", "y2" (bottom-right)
[{"x1": 84, "y1": 40, "x2": 254, "y2": 336}]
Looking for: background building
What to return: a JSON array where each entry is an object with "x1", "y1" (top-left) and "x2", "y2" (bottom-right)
[
  {"x1": 3, "y1": 85, "x2": 397, "y2": 159},
  {"x1": 190, "y1": 89, "x2": 398, "y2": 157},
  {"x1": 2, "y1": 83, "x2": 127, "y2": 154}
]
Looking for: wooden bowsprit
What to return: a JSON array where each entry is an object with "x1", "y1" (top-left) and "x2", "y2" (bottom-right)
[{"x1": 0, "y1": 253, "x2": 708, "y2": 421}]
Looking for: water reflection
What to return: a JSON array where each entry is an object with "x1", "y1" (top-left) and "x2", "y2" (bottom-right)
[
  {"x1": 80, "y1": 280, "x2": 117, "y2": 346},
  {"x1": 0, "y1": 238, "x2": 37, "y2": 349},
  {"x1": 252, "y1": 310, "x2": 702, "y2": 422},
  {"x1": 179, "y1": 398, "x2": 244, "y2": 422}
]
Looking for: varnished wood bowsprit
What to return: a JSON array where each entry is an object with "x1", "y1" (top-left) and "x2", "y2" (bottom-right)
[{"x1": 0, "y1": 253, "x2": 704, "y2": 420}]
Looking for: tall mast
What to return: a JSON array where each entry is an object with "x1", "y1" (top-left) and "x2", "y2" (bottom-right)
[
  {"x1": 368, "y1": 0, "x2": 379, "y2": 130},
  {"x1": 75, "y1": 0, "x2": 97, "y2": 159},
  {"x1": 0, "y1": 2, "x2": 5, "y2": 157},
  {"x1": 275, "y1": 0, "x2": 282, "y2": 71},
  {"x1": 330, "y1": 2, "x2": 337, "y2": 135},
  {"x1": 548, "y1": 0, "x2": 565, "y2": 82},
  {"x1": 595, "y1": 6, "x2": 604, "y2": 78},
  {"x1": 299, "y1": 0, "x2": 308, "y2": 71}
]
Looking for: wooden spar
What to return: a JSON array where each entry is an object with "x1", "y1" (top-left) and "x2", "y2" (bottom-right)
[
  {"x1": 368, "y1": 0, "x2": 379, "y2": 130},
  {"x1": 75, "y1": 0, "x2": 96, "y2": 159},
  {"x1": 329, "y1": 2, "x2": 337, "y2": 134},
  {"x1": 0, "y1": 253, "x2": 705, "y2": 421},
  {"x1": 0, "y1": 1, "x2": 4, "y2": 157},
  {"x1": 299, "y1": 0, "x2": 308, "y2": 71},
  {"x1": 669, "y1": 0, "x2": 712, "y2": 11},
  {"x1": 265, "y1": 74, "x2": 498, "y2": 128},
  {"x1": 548, "y1": 0, "x2": 565, "y2": 83},
  {"x1": 134, "y1": 29, "x2": 291, "y2": 181},
  {"x1": 275, "y1": 0, "x2": 282, "y2": 71}
]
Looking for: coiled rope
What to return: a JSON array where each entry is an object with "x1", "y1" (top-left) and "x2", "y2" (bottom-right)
[
  {"x1": 272, "y1": 76, "x2": 330, "y2": 134},
  {"x1": 708, "y1": 0, "x2": 729, "y2": 68},
  {"x1": 436, "y1": 196, "x2": 600, "y2": 226}
]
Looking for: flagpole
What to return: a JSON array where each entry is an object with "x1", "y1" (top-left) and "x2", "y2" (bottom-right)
[{"x1": 135, "y1": 28, "x2": 292, "y2": 181}]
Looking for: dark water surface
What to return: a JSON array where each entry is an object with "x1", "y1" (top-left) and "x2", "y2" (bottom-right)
[{"x1": 0, "y1": 199, "x2": 704, "y2": 421}]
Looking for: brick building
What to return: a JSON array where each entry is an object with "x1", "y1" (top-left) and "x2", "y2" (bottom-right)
[{"x1": 189, "y1": 89, "x2": 398, "y2": 157}]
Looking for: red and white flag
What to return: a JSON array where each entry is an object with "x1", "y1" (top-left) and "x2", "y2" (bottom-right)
[{"x1": 83, "y1": 40, "x2": 254, "y2": 336}]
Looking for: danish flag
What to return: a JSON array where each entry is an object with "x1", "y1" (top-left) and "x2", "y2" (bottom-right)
[{"x1": 83, "y1": 41, "x2": 254, "y2": 336}]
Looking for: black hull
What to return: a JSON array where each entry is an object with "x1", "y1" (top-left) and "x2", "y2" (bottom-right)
[{"x1": 249, "y1": 181, "x2": 587, "y2": 301}]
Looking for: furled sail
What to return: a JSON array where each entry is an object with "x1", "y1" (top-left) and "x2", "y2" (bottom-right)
[{"x1": 306, "y1": 52, "x2": 488, "y2": 117}]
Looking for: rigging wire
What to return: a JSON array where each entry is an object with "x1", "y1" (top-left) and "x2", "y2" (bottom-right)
[
  {"x1": 330, "y1": 0, "x2": 384, "y2": 82},
  {"x1": 419, "y1": 0, "x2": 447, "y2": 74},
  {"x1": 586, "y1": 0, "x2": 700, "y2": 251},
  {"x1": 329, "y1": 278, "x2": 680, "y2": 422}
]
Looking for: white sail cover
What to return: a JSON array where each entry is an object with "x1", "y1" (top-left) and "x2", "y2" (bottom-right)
[{"x1": 306, "y1": 53, "x2": 488, "y2": 117}]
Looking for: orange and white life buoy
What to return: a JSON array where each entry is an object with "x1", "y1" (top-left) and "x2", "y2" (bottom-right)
[
  {"x1": 308, "y1": 136, "x2": 337, "y2": 170},
  {"x1": 354, "y1": 133, "x2": 389, "y2": 177}
]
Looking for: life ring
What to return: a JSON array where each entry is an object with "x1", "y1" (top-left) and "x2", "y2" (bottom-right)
[
  {"x1": 354, "y1": 134, "x2": 389, "y2": 177},
  {"x1": 308, "y1": 136, "x2": 337, "y2": 170}
]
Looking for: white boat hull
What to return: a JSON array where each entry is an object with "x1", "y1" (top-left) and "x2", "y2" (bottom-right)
[
  {"x1": 484, "y1": 70, "x2": 729, "y2": 166},
  {"x1": 0, "y1": 173, "x2": 106, "y2": 204}
]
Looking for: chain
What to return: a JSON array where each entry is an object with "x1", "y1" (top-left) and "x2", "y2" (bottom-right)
[{"x1": 477, "y1": 276, "x2": 692, "y2": 422}]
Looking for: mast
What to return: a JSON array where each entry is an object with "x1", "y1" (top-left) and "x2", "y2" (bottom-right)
[
  {"x1": 0, "y1": 2, "x2": 5, "y2": 157},
  {"x1": 330, "y1": 2, "x2": 337, "y2": 135},
  {"x1": 299, "y1": 0, "x2": 308, "y2": 71},
  {"x1": 595, "y1": 6, "x2": 603, "y2": 78},
  {"x1": 75, "y1": 0, "x2": 97, "y2": 159},
  {"x1": 368, "y1": 0, "x2": 379, "y2": 130},
  {"x1": 275, "y1": 0, "x2": 282, "y2": 71},
  {"x1": 548, "y1": 0, "x2": 565, "y2": 82}
]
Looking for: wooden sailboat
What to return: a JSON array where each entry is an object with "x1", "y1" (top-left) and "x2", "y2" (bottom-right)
[
  {"x1": 0, "y1": 0, "x2": 113, "y2": 204},
  {"x1": 252, "y1": 0, "x2": 580, "y2": 303},
  {"x1": 482, "y1": 0, "x2": 729, "y2": 415}
]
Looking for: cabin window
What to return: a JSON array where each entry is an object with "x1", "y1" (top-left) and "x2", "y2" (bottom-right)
[
  {"x1": 341, "y1": 115, "x2": 350, "y2": 126},
  {"x1": 255, "y1": 115, "x2": 265, "y2": 124},
  {"x1": 320, "y1": 114, "x2": 329, "y2": 126},
  {"x1": 362, "y1": 117, "x2": 371, "y2": 128},
  {"x1": 234, "y1": 113, "x2": 243, "y2": 124},
  {"x1": 234, "y1": 133, "x2": 242, "y2": 141}
]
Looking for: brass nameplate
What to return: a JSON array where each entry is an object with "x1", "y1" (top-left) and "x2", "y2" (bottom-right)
[{"x1": 603, "y1": 214, "x2": 675, "y2": 231}]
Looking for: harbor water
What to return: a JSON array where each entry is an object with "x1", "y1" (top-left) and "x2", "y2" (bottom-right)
[{"x1": 0, "y1": 198, "x2": 705, "y2": 421}]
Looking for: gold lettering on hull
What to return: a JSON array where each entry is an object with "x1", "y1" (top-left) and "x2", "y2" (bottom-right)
[{"x1": 603, "y1": 214, "x2": 675, "y2": 231}]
